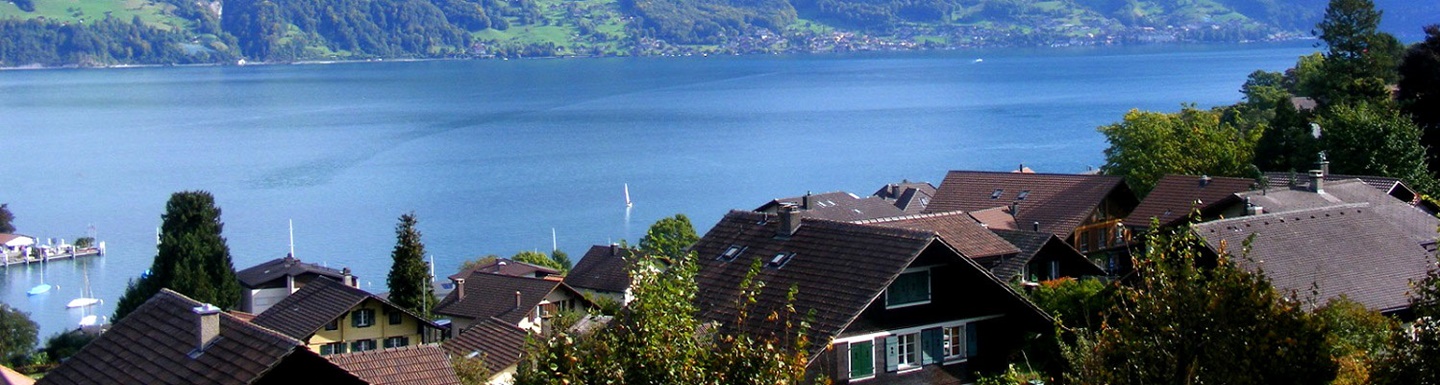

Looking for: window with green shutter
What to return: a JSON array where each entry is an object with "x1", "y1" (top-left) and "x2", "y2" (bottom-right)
[
  {"x1": 886, "y1": 269, "x2": 931, "y2": 308},
  {"x1": 849, "y1": 341, "x2": 874, "y2": 379}
]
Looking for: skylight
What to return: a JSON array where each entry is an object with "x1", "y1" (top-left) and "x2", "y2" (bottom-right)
[
  {"x1": 719, "y1": 245, "x2": 746, "y2": 261},
  {"x1": 1017, "y1": 190, "x2": 1030, "y2": 200},
  {"x1": 766, "y1": 252, "x2": 795, "y2": 268},
  {"x1": 991, "y1": 189, "x2": 1004, "y2": 199}
]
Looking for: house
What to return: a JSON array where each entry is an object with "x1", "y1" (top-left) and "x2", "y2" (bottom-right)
[
  {"x1": 236, "y1": 254, "x2": 358, "y2": 314},
  {"x1": 1193, "y1": 204, "x2": 1433, "y2": 315},
  {"x1": 925, "y1": 171, "x2": 1139, "y2": 257},
  {"x1": 38, "y1": 289, "x2": 365, "y2": 385},
  {"x1": 756, "y1": 191, "x2": 906, "y2": 222},
  {"x1": 1261, "y1": 171, "x2": 1434, "y2": 213},
  {"x1": 327, "y1": 344, "x2": 462, "y2": 385},
  {"x1": 1220, "y1": 177, "x2": 1440, "y2": 246},
  {"x1": 693, "y1": 209, "x2": 1052, "y2": 383},
  {"x1": 1126, "y1": 174, "x2": 1257, "y2": 231},
  {"x1": 448, "y1": 258, "x2": 561, "y2": 281},
  {"x1": 872, "y1": 181, "x2": 937, "y2": 214},
  {"x1": 564, "y1": 244, "x2": 637, "y2": 304},
  {"x1": 435, "y1": 270, "x2": 592, "y2": 332},
  {"x1": 251, "y1": 277, "x2": 446, "y2": 356},
  {"x1": 990, "y1": 229, "x2": 1105, "y2": 283},
  {"x1": 0, "y1": 233, "x2": 35, "y2": 260},
  {"x1": 855, "y1": 211, "x2": 1019, "y2": 266},
  {"x1": 442, "y1": 318, "x2": 529, "y2": 384}
]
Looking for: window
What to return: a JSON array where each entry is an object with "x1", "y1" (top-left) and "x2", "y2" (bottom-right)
[
  {"x1": 990, "y1": 189, "x2": 1004, "y2": 199},
  {"x1": 886, "y1": 269, "x2": 931, "y2": 308},
  {"x1": 886, "y1": 333, "x2": 920, "y2": 371},
  {"x1": 352, "y1": 309, "x2": 375, "y2": 328},
  {"x1": 1049, "y1": 260, "x2": 1060, "y2": 281},
  {"x1": 384, "y1": 336, "x2": 409, "y2": 348},
  {"x1": 719, "y1": 245, "x2": 745, "y2": 261},
  {"x1": 389, "y1": 311, "x2": 404, "y2": 325},
  {"x1": 324, "y1": 320, "x2": 338, "y2": 331},
  {"x1": 849, "y1": 341, "x2": 874, "y2": 379},
  {"x1": 943, "y1": 326, "x2": 966, "y2": 359},
  {"x1": 351, "y1": 339, "x2": 377, "y2": 352},
  {"x1": 766, "y1": 252, "x2": 795, "y2": 268},
  {"x1": 1016, "y1": 190, "x2": 1030, "y2": 200},
  {"x1": 320, "y1": 342, "x2": 346, "y2": 355}
]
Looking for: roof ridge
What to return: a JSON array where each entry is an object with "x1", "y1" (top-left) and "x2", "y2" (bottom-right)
[
  {"x1": 946, "y1": 170, "x2": 1122, "y2": 179},
  {"x1": 1198, "y1": 202, "x2": 1371, "y2": 226},
  {"x1": 853, "y1": 210, "x2": 970, "y2": 224},
  {"x1": 798, "y1": 216, "x2": 937, "y2": 240}
]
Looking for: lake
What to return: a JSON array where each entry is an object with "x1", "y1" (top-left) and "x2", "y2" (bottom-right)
[{"x1": 1, "y1": 41, "x2": 1315, "y2": 339}]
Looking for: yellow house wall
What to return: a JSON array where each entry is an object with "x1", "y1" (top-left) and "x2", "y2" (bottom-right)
[{"x1": 305, "y1": 298, "x2": 424, "y2": 354}]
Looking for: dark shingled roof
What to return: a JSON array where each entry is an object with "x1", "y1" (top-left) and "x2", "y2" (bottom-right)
[
  {"x1": 1261, "y1": 172, "x2": 1411, "y2": 197},
  {"x1": 1192, "y1": 204, "x2": 1434, "y2": 314},
  {"x1": 39, "y1": 289, "x2": 305, "y2": 385},
  {"x1": 564, "y1": 245, "x2": 635, "y2": 294},
  {"x1": 872, "y1": 181, "x2": 937, "y2": 214},
  {"x1": 925, "y1": 171, "x2": 1134, "y2": 238},
  {"x1": 236, "y1": 255, "x2": 348, "y2": 289},
  {"x1": 446, "y1": 258, "x2": 560, "y2": 281},
  {"x1": 856, "y1": 211, "x2": 1020, "y2": 259},
  {"x1": 436, "y1": 273, "x2": 578, "y2": 325},
  {"x1": 990, "y1": 229, "x2": 1103, "y2": 281},
  {"x1": 327, "y1": 344, "x2": 461, "y2": 385},
  {"x1": 252, "y1": 277, "x2": 439, "y2": 340},
  {"x1": 442, "y1": 318, "x2": 529, "y2": 375},
  {"x1": 1128, "y1": 175, "x2": 1257, "y2": 228},
  {"x1": 1237, "y1": 179, "x2": 1440, "y2": 245},
  {"x1": 756, "y1": 191, "x2": 907, "y2": 222}
]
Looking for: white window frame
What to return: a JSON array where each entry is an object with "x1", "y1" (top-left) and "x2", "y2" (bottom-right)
[
  {"x1": 353, "y1": 309, "x2": 375, "y2": 328},
  {"x1": 885, "y1": 267, "x2": 932, "y2": 309},
  {"x1": 895, "y1": 333, "x2": 920, "y2": 371},
  {"x1": 942, "y1": 325, "x2": 966, "y2": 360},
  {"x1": 834, "y1": 314, "x2": 1004, "y2": 371},
  {"x1": 848, "y1": 340, "x2": 876, "y2": 381}
]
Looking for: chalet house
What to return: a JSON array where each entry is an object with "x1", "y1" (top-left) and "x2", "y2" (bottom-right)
[
  {"x1": 1261, "y1": 171, "x2": 1435, "y2": 213},
  {"x1": 326, "y1": 344, "x2": 462, "y2": 385},
  {"x1": 872, "y1": 181, "x2": 937, "y2": 214},
  {"x1": 435, "y1": 270, "x2": 592, "y2": 332},
  {"x1": 1126, "y1": 174, "x2": 1258, "y2": 231},
  {"x1": 990, "y1": 229, "x2": 1105, "y2": 283},
  {"x1": 756, "y1": 191, "x2": 907, "y2": 222},
  {"x1": 442, "y1": 318, "x2": 529, "y2": 385},
  {"x1": 693, "y1": 209, "x2": 1051, "y2": 383},
  {"x1": 448, "y1": 258, "x2": 561, "y2": 281},
  {"x1": 924, "y1": 171, "x2": 1139, "y2": 260},
  {"x1": 236, "y1": 254, "x2": 358, "y2": 315},
  {"x1": 39, "y1": 289, "x2": 365, "y2": 385},
  {"x1": 564, "y1": 244, "x2": 637, "y2": 304},
  {"x1": 251, "y1": 277, "x2": 445, "y2": 356}
]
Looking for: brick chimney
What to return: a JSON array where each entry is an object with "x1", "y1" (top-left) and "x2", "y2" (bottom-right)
[
  {"x1": 777, "y1": 204, "x2": 801, "y2": 238},
  {"x1": 193, "y1": 304, "x2": 221, "y2": 352},
  {"x1": 515, "y1": 291, "x2": 523, "y2": 309},
  {"x1": 342, "y1": 267, "x2": 356, "y2": 287},
  {"x1": 454, "y1": 277, "x2": 466, "y2": 301},
  {"x1": 802, "y1": 191, "x2": 812, "y2": 210}
]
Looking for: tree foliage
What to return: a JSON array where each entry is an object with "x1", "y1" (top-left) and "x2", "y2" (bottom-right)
[
  {"x1": 0, "y1": 17, "x2": 236, "y2": 67},
  {"x1": 1313, "y1": 0, "x2": 1402, "y2": 107},
  {"x1": 1368, "y1": 253, "x2": 1440, "y2": 384},
  {"x1": 0, "y1": 203, "x2": 14, "y2": 234},
  {"x1": 113, "y1": 191, "x2": 242, "y2": 321},
  {"x1": 512, "y1": 250, "x2": 565, "y2": 272},
  {"x1": 514, "y1": 246, "x2": 810, "y2": 384},
  {"x1": 42, "y1": 331, "x2": 97, "y2": 365},
  {"x1": 1317, "y1": 102, "x2": 1437, "y2": 195},
  {"x1": 1315, "y1": 296, "x2": 1396, "y2": 385},
  {"x1": 457, "y1": 255, "x2": 501, "y2": 274},
  {"x1": 637, "y1": 213, "x2": 699, "y2": 260},
  {"x1": 387, "y1": 212, "x2": 437, "y2": 319},
  {"x1": 0, "y1": 303, "x2": 38, "y2": 366},
  {"x1": 1399, "y1": 25, "x2": 1440, "y2": 171},
  {"x1": 1099, "y1": 106, "x2": 1262, "y2": 196},
  {"x1": 451, "y1": 353, "x2": 491, "y2": 385},
  {"x1": 549, "y1": 249, "x2": 573, "y2": 272},
  {"x1": 221, "y1": 0, "x2": 478, "y2": 62},
  {"x1": 1060, "y1": 226, "x2": 1336, "y2": 385}
]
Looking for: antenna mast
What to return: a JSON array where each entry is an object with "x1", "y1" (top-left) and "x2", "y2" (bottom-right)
[{"x1": 289, "y1": 219, "x2": 295, "y2": 258}]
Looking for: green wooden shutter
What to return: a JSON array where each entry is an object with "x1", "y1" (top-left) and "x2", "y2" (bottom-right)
[
  {"x1": 966, "y1": 323, "x2": 979, "y2": 358},
  {"x1": 884, "y1": 336, "x2": 899, "y2": 372},
  {"x1": 921, "y1": 328, "x2": 942, "y2": 365},
  {"x1": 849, "y1": 341, "x2": 875, "y2": 379}
]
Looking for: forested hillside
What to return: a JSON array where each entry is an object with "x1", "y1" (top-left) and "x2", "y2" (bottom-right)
[{"x1": 0, "y1": 0, "x2": 1426, "y2": 66}]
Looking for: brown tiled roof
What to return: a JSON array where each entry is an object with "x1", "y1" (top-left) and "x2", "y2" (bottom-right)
[
  {"x1": 252, "y1": 277, "x2": 440, "y2": 340},
  {"x1": 925, "y1": 171, "x2": 1135, "y2": 238},
  {"x1": 872, "y1": 181, "x2": 937, "y2": 214},
  {"x1": 38, "y1": 289, "x2": 304, "y2": 385},
  {"x1": 694, "y1": 211, "x2": 937, "y2": 359},
  {"x1": 442, "y1": 318, "x2": 528, "y2": 374},
  {"x1": 1193, "y1": 205, "x2": 1433, "y2": 313},
  {"x1": 446, "y1": 258, "x2": 560, "y2": 281},
  {"x1": 856, "y1": 211, "x2": 1020, "y2": 259},
  {"x1": 1128, "y1": 175, "x2": 1256, "y2": 228},
  {"x1": 563, "y1": 245, "x2": 634, "y2": 293},
  {"x1": 757, "y1": 191, "x2": 906, "y2": 222},
  {"x1": 967, "y1": 206, "x2": 1017, "y2": 230},
  {"x1": 236, "y1": 255, "x2": 349, "y2": 289},
  {"x1": 436, "y1": 272, "x2": 579, "y2": 325},
  {"x1": 327, "y1": 344, "x2": 461, "y2": 385}
]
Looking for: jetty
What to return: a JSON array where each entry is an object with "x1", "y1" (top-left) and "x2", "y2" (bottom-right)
[{"x1": 2, "y1": 243, "x2": 105, "y2": 267}]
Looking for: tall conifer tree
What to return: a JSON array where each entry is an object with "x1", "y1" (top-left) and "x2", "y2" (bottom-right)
[
  {"x1": 387, "y1": 212, "x2": 435, "y2": 319},
  {"x1": 113, "y1": 191, "x2": 241, "y2": 321}
]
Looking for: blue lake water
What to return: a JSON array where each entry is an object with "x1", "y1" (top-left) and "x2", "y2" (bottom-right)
[{"x1": 1, "y1": 41, "x2": 1315, "y2": 339}]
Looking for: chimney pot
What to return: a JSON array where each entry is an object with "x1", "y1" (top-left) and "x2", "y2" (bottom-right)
[
  {"x1": 777, "y1": 204, "x2": 801, "y2": 238},
  {"x1": 1032, "y1": 221, "x2": 1040, "y2": 232},
  {"x1": 455, "y1": 278, "x2": 466, "y2": 300},
  {"x1": 1200, "y1": 175, "x2": 1211, "y2": 187},
  {"x1": 515, "y1": 291, "x2": 522, "y2": 309},
  {"x1": 802, "y1": 192, "x2": 812, "y2": 210},
  {"x1": 193, "y1": 304, "x2": 221, "y2": 352},
  {"x1": 342, "y1": 267, "x2": 355, "y2": 287},
  {"x1": 1309, "y1": 170, "x2": 1324, "y2": 194},
  {"x1": 610, "y1": 243, "x2": 620, "y2": 256}
]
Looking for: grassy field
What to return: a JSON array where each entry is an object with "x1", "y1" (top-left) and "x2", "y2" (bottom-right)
[
  {"x1": 474, "y1": 0, "x2": 630, "y2": 56},
  {"x1": 0, "y1": 0, "x2": 187, "y2": 29}
]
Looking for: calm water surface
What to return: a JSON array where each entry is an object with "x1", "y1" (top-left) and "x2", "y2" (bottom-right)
[{"x1": 1, "y1": 42, "x2": 1314, "y2": 338}]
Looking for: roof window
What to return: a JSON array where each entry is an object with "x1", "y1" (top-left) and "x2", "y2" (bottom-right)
[
  {"x1": 1017, "y1": 190, "x2": 1030, "y2": 200},
  {"x1": 719, "y1": 245, "x2": 746, "y2": 262},
  {"x1": 991, "y1": 189, "x2": 1004, "y2": 199},
  {"x1": 766, "y1": 252, "x2": 795, "y2": 268}
]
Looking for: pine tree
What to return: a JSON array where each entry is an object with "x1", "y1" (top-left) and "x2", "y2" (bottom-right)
[
  {"x1": 113, "y1": 191, "x2": 242, "y2": 321},
  {"x1": 386, "y1": 212, "x2": 435, "y2": 319},
  {"x1": 0, "y1": 203, "x2": 15, "y2": 234}
]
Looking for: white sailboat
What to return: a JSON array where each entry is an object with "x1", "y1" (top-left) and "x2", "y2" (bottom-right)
[
  {"x1": 624, "y1": 183, "x2": 633, "y2": 208},
  {"x1": 66, "y1": 266, "x2": 101, "y2": 308}
]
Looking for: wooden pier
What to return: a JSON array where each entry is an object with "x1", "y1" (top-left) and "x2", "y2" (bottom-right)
[{"x1": 2, "y1": 246, "x2": 104, "y2": 267}]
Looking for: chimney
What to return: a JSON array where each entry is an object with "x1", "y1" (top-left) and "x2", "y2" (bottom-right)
[
  {"x1": 802, "y1": 191, "x2": 812, "y2": 210},
  {"x1": 1010, "y1": 202, "x2": 1020, "y2": 217},
  {"x1": 193, "y1": 304, "x2": 221, "y2": 352},
  {"x1": 1243, "y1": 197, "x2": 1264, "y2": 216},
  {"x1": 454, "y1": 278, "x2": 466, "y2": 300},
  {"x1": 1317, "y1": 152, "x2": 1329, "y2": 177},
  {"x1": 609, "y1": 243, "x2": 620, "y2": 256},
  {"x1": 777, "y1": 204, "x2": 801, "y2": 238},
  {"x1": 1032, "y1": 221, "x2": 1040, "y2": 232},
  {"x1": 342, "y1": 267, "x2": 355, "y2": 287},
  {"x1": 1199, "y1": 175, "x2": 1211, "y2": 187},
  {"x1": 515, "y1": 291, "x2": 523, "y2": 309},
  {"x1": 1309, "y1": 170, "x2": 1324, "y2": 194}
]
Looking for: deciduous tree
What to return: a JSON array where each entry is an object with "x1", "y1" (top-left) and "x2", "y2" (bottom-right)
[
  {"x1": 1318, "y1": 102, "x2": 1436, "y2": 195},
  {"x1": 1369, "y1": 253, "x2": 1440, "y2": 384},
  {"x1": 113, "y1": 191, "x2": 242, "y2": 321},
  {"x1": 512, "y1": 250, "x2": 564, "y2": 272},
  {"x1": 1399, "y1": 25, "x2": 1440, "y2": 171},
  {"x1": 637, "y1": 213, "x2": 699, "y2": 259},
  {"x1": 1099, "y1": 106, "x2": 1262, "y2": 196},
  {"x1": 0, "y1": 303, "x2": 38, "y2": 367},
  {"x1": 387, "y1": 212, "x2": 437, "y2": 319}
]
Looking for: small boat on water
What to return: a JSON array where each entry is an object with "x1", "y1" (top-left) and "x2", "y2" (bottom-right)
[
  {"x1": 27, "y1": 283, "x2": 52, "y2": 296},
  {"x1": 67, "y1": 262, "x2": 101, "y2": 308},
  {"x1": 79, "y1": 315, "x2": 100, "y2": 327}
]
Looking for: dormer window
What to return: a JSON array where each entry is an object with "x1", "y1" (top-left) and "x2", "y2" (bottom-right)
[
  {"x1": 885, "y1": 267, "x2": 931, "y2": 308},
  {"x1": 990, "y1": 189, "x2": 1004, "y2": 199},
  {"x1": 719, "y1": 245, "x2": 746, "y2": 261},
  {"x1": 766, "y1": 252, "x2": 795, "y2": 268}
]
